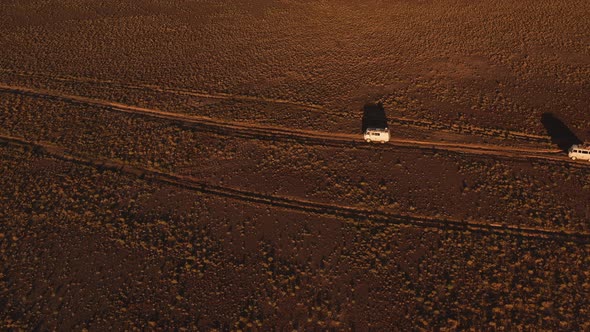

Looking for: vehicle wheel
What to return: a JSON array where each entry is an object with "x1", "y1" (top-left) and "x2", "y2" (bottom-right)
[
  {"x1": 572, "y1": 157, "x2": 577, "y2": 160},
  {"x1": 366, "y1": 139, "x2": 371, "y2": 143}
]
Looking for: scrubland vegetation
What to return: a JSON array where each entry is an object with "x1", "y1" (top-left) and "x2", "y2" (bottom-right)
[
  {"x1": 2, "y1": 91, "x2": 589, "y2": 232},
  {"x1": 1, "y1": 0, "x2": 590, "y2": 329},
  {"x1": 1, "y1": 147, "x2": 589, "y2": 330},
  {"x1": 1, "y1": 0, "x2": 589, "y2": 135}
]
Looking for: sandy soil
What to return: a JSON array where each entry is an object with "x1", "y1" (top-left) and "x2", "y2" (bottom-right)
[{"x1": 1, "y1": 0, "x2": 589, "y2": 330}]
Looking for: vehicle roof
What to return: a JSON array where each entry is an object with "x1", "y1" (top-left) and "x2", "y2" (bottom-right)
[
  {"x1": 365, "y1": 127, "x2": 389, "y2": 132},
  {"x1": 571, "y1": 144, "x2": 590, "y2": 150}
]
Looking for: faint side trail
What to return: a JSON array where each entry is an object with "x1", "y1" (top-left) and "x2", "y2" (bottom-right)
[
  {"x1": 0, "y1": 84, "x2": 573, "y2": 165},
  {"x1": 0, "y1": 68, "x2": 551, "y2": 143},
  {"x1": 0, "y1": 68, "x2": 325, "y2": 110},
  {"x1": 386, "y1": 116, "x2": 551, "y2": 143},
  {"x1": 1, "y1": 134, "x2": 589, "y2": 243}
]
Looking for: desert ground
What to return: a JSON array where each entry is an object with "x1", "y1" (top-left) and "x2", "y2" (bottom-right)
[{"x1": 1, "y1": 0, "x2": 590, "y2": 330}]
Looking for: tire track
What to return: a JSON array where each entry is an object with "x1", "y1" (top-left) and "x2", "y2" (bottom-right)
[
  {"x1": 0, "y1": 84, "x2": 574, "y2": 166},
  {"x1": 387, "y1": 116, "x2": 551, "y2": 144},
  {"x1": 0, "y1": 68, "x2": 553, "y2": 144},
  {"x1": 1, "y1": 134, "x2": 589, "y2": 244},
  {"x1": 0, "y1": 68, "x2": 325, "y2": 110}
]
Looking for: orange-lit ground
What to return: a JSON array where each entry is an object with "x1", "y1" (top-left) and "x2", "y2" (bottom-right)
[{"x1": 1, "y1": 1, "x2": 589, "y2": 329}]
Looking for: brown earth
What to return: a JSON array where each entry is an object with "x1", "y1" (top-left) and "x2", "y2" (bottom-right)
[{"x1": 1, "y1": 0, "x2": 589, "y2": 330}]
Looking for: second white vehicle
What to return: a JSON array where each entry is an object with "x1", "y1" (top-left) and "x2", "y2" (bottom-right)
[
  {"x1": 364, "y1": 128, "x2": 390, "y2": 143},
  {"x1": 568, "y1": 144, "x2": 590, "y2": 161}
]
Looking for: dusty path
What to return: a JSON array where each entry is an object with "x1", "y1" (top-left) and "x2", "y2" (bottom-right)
[
  {"x1": 0, "y1": 84, "x2": 575, "y2": 165},
  {"x1": 0, "y1": 68, "x2": 325, "y2": 110},
  {"x1": 1, "y1": 134, "x2": 589, "y2": 243},
  {"x1": 0, "y1": 68, "x2": 551, "y2": 143}
]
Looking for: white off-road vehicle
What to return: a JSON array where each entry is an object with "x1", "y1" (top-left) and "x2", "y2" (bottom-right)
[
  {"x1": 568, "y1": 144, "x2": 590, "y2": 161},
  {"x1": 364, "y1": 128, "x2": 390, "y2": 143}
]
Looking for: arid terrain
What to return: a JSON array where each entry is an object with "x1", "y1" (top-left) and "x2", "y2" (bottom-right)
[{"x1": 1, "y1": 0, "x2": 590, "y2": 330}]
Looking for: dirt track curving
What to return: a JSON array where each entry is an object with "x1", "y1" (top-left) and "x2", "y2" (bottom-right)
[
  {"x1": 2, "y1": 134, "x2": 588, "y2": 243},
  {"x1": 0, "y1": 68, "x2": 552, "y2": 143},
  {"x1": 0, "y1": 84, "x2": 576, "y2": 166}
]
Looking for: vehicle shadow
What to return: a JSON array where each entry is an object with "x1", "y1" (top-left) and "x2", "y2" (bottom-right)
[
  {"x1": 540, "y1": 113, "x2": 582, "y2": 152},
  {"x1": 361, "y1": 102, "x2": 389, "y2": 133}
]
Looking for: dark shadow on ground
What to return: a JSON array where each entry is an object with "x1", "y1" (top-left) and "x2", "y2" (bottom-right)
[
  {"x1": 361, "y1": 102, "x2": 389, "y2": 133},
  {"x1": 541, "y1": 113, "x2": 582, "y2": 152}
]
